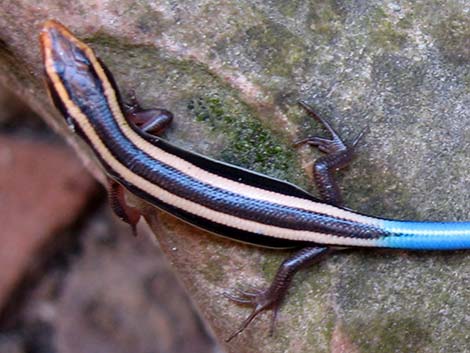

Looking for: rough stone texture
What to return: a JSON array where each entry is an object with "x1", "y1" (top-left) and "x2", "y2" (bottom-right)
[
  {"x1": 0, "y1": 135, "x2": 97, "y2": 314},
  {"x1": 1, "y1": 1, "x2": 469, "y2": 352},
  {"x1": 0, "y1": 87, "x2": 218, "y2": 352},
  {"x1": 18, "y1": 209, "x2": 217, "y2": 353}
]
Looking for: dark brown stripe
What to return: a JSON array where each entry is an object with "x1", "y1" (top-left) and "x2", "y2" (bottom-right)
[
  {"x1": 46, "y1": 26, "x2": 389, "y2": 243},
  {"x1": 86, "y1": 111, "x2": 387, "y2": 240}
]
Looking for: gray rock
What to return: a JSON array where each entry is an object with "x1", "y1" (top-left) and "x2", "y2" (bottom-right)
[{"x1": 0, "y1": 1, "x2": 468, "y2": 352}]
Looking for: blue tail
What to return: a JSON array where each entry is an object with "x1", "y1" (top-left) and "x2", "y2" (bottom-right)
[{"x1": 378, "y1": 220, "x2": 470, "y2": 250}]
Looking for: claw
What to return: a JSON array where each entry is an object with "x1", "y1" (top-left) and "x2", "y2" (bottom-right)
[
  {"x1": 223, "y1": 292, "x2": 253, "y2": 304},
  {"x1": 224, "y1": 285, "x2": 282, "y2": 342},
  {"x1": 236, "y1": 287, "x2": 262, "y2": 297},
  {"x1": 238, "y1": 289, "x2": 259, "y2": 298},
  {"x1": 295, "y1": 136, "x2": 345, "y2": 154},
  {"x1": 227, "y1": 284, "x2": 263, "y2": 299},
  {"x1": 296, "y1": 100, "x2": 366, "y2": 154},
  {"x1": 294, "y1": 136, "x2": 331, "y2": 147},
  {"x1": 226, "y1": 305, "x2": 270, "y2": 342},
  {"x1": 352, "y1": 127, "x2": 368, "y2": 147},
  {"x1": 243, "y1": 283, "x2": 262, "y2": 292},
  {"x1": 298, "y1": 100, "x2": 343, "y2": 142},
  {"x1": 269, "y1": 305, "x2": 280, "y2": 337},
  {"x1": 224, "y1": 286, "x2": 263, "y2": 304},
  {"x1": 232, "y1": 288, "x2": 252, "y2": 298},
  {"x1": 224, "y1": 247, "x2": 330, "y2": 342},
  {"x1": 296, "y1": 101, "x2": 348, "y2": 154}
]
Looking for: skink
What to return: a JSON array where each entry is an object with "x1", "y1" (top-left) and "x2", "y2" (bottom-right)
[{"x1": 40, "y1": 20, "x2": 470, "y2": 341}]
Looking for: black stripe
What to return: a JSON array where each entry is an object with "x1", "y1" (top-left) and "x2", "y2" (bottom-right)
[
  {"x1": 145, "y1": 134, "x2": 322, "y2": 202},
  {"x1": 45, "y1": 74, "x2": 74, "y2": 128},
  {"x1": 93, "y1": 152, "x2": 303, "y2": 248},
  {"x1": 93, "y1": 120, "x2": 387, "y2": 239},
  {"x1": 79, "y1": 124, "x2": 375, "y2": 247},
  {"x1": 88, "y1": 43, "x2": 321, "y2": 201},
  {"x1": 71, "y1": 126, "x2": 298, "y2": 248},
  {"x1": 80, "y1": 132, "x2": 305, "y2": 248},
  {"x1": 48, "y1": 31, "x2": 389, "y2": 243},
  {"x1": 86, "y1": 115, "x2": 385, "y2": 239},
  {"x1": 120, "y1": 176, "x2": 303, "y2": 248}
]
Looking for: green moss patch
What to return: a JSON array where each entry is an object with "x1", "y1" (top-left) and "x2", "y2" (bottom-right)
[{"x1": 188, "y1": 93, "x2": 303, "y2": 183}]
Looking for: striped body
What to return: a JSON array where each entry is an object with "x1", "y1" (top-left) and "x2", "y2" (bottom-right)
[{"x1": 40, "y1": 21, "x2": 470, "y2": 251}]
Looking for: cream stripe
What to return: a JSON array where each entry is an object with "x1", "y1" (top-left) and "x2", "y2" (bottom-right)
[
  {"x1": 55, "y1": 87, "x2": 377, "y2": 245},
  {"x1": 42, "y1": 22, "x2": 380, "y2": 227},
  {"x1": 90, "y1": 125, "x2": 377, "y2": 247},
  {"x1": 83, "y1": 47, "x2": 383, "y2": 227},
  {"x1": 42, "y1": 24, "x2": 387, "y2": 247},
  {"x1": 42, "y1": 39, "x2": 379, "y2": 247}
]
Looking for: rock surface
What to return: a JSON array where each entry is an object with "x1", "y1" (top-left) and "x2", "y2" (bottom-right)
[
  {"x1": 19, "y1": 210, "x2": 216, "y2": 353},
  {"x1": 0, "y1": 136, "x2": 97, "y2": 314},
  {"x1": 0, "y1": 1, "x2": 469, "y2": 352}
]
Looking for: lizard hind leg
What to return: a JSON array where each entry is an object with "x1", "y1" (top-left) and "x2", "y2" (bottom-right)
[
  {"x1": 107, "y1": 178, "x2": 141, "y2": 236},
  {"x1": 225, "y1": 246, "x2": 331, "y2": 341},
  {"x1": 225, "y1": 102, "x2": 364, "y2": 340}
]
